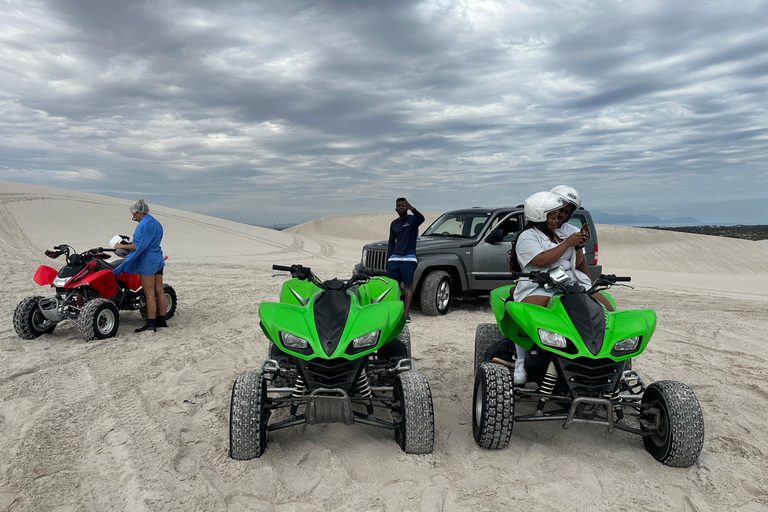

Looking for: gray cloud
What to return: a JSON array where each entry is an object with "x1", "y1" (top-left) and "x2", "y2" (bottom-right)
[{"x1": 1, "y1": 0, "x2": 767, "y2": 225}]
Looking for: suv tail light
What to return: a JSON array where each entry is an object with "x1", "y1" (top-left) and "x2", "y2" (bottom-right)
[{"x1": 592, "y1": 243, "x2": 598, "y2": 265}]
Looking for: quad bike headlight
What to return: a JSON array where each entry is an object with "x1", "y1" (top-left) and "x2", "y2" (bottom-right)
[
  {"x1": 53, "y1": 277, "x2": 70, "y2": 287},
  {"x1": 614, "y1": 336, "x2": 640, "y2": 352},
  {"x1": 352, "y1": 331, "x2": 380, "y2": 349},
  {"x1": 361, "y1": 249, "x2": 368, "y2": 265},
  {"x1": 538, "y1": 329, "x2": 567, "y2": 349},
  {"x1": 280, "y1": 332, "x2": 309, "y2": 349}
]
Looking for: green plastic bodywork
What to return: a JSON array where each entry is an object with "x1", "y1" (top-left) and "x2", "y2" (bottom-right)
[
  {"x1": 489, "y1": 285, "x2": 656, "y2": 361},
  {"x1": 260, "y1": 276, "x2": 405, "y2": 361}
]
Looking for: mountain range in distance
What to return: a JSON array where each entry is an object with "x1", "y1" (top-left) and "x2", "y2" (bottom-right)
[{"x1": 589, "y1": 211, "x2": 701, "y2": 226}]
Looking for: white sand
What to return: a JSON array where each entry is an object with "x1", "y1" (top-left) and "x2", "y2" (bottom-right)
[{"x1": 2, "y1": 180, "x2": 768, "y2": 511}]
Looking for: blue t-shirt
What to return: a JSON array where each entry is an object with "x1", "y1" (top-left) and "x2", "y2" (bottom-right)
[
  {"x1": 113, "y1": 214, "x2": 165, "y2": 276},
  {"x1": 387, "y1": 210, "x2": 425, "y2": 258}
]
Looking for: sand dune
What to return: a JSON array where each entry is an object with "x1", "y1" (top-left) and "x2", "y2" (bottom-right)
[{"x1": 2, "y1": 180, "x2": 768, "y2": 511}]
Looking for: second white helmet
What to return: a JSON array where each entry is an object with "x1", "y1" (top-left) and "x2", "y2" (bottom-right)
[
  {"x1": 550, "y1": 185, "x2": 581, "y2": 209},
  {"x1": 524, "y1": 191, "x2": 565, "y2": 223}
]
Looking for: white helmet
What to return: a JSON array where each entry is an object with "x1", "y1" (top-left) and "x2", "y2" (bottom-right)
[
  {"x1": 110, "y1": 235, "x2": 130, "y2": 257},
  {"x1": 524, "y1": 191, "x2": 565, "y2": 223},
  {"x1": 550, "y1": 185, "x2": 581, "y2": 209}
]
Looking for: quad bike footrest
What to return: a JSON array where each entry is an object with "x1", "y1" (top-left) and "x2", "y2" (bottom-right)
[{"x1": 305, "y1": 388, "x2": 354, "y2": 425}]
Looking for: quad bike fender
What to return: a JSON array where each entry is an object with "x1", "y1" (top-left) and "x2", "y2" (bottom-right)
[
  {"x1": 259, "y1": 302, "x2": 318, "y2": 358},
  {"x1": 33, "y1": 265, "x2": 58, "y2": 287},
  {"x1": 278, "y1": 278, "x2": 322, "y2": 306},
  {"x1": 489, "y1": 285, "x2": 515, "y2": 323},
  {"x1": 356, "y1": 277, "x2": 400, "y2": 306},
  {"x1": 598, "y1": 290, "x2": 617, "y2": 311},
  {"x1": 116, "y1": 273, "x2": 142, "y2": 292},
  {"x1": 603, "y1": 309, "x2": 656, "y2": 359},
  {"x1": 500, "y1": 299, "x2": 579, "y2": 351},
  {"x1": 341, "y1": 299, "x2": 405, "y2": 355},
  {"x1": 73, "y1": 269, "x2": 118, "y2": 298}
]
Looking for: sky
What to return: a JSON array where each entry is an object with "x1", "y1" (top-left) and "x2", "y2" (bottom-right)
[{"x1": 1, "y1": 0, "x2": 767, "y2": 225}]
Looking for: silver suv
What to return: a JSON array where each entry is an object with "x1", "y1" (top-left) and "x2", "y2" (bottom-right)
[{"x1": 356, "y1": 206, "x2": 601, "y2": 316}]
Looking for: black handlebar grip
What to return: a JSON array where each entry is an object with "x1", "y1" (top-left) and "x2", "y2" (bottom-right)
[
  {"x1": 614, "y1": 276, "x2": 631, "y2": 282},
  {"x1": 272, "y1": 265, "x2": 292, "y2": 271}
]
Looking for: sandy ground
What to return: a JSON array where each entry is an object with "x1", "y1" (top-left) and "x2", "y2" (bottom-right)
[{"x1": 1, "y1": 181, "x2": 768, "y2": 512}]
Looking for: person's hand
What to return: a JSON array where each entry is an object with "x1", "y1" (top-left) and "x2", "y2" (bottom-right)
[
  {"x1": 402, "y1": 199, "x2": 413, "y2": 211},
  {"x1": 566, "y1": 231, "x2": 588, "y2": 247}
]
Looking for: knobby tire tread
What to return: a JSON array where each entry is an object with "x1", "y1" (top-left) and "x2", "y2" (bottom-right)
[{"x1": 474, "y1": 362, "x2": 514, "y2": 450}]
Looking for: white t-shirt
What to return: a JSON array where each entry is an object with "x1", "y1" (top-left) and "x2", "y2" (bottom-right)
[{"x1": 513, "y1": 227, "x2": 591, "y2": 302}]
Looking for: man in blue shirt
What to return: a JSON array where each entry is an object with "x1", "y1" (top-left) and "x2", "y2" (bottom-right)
[{"x1": 387, "y1": 198, "x2": 424, "y2": 323}]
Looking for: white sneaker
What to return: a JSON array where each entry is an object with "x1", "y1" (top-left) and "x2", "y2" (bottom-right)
[{"x1": 513, "y1": 359, "x2": 527, "y2": 386}]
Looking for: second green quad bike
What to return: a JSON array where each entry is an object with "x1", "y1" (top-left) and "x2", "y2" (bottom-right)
[
  {"x1": 230, "y1": 264, "x2": 435, "y2": 459},
  {"x1": 472, "y1": 268, "x2": 704, "y2": 468}
]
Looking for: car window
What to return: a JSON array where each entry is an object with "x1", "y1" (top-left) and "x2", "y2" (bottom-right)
[
  {"x1": 423, "y1": 212, "x2": 492, "y2": 237},
  {"x1": 568, "y1": 216, "x2": 584, "y2": 229}
]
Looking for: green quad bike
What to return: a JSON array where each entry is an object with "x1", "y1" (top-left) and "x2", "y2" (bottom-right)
[
  {"x1": 230, "y1": 264, "x2": 435, "y2": 459},
  {"x1": 472, "y1": 268, "x2": 704, "y2": 468}
]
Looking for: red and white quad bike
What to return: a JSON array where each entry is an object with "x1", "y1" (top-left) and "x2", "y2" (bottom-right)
[{"x1": 13, "y1": 243, "x2": 176, "y2": 341}]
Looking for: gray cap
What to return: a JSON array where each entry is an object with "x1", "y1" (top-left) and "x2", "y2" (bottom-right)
[{"x1": 130, "y1": 198, "x2": 149, "y2": 214}]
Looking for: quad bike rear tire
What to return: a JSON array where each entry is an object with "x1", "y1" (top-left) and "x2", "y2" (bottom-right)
[
  {"x1": 13, "y1": 296, "x2": 57, "y2": 339},
  {"x1": 394, "y1": 370, "x2": 434, "y2": 454},
  {"x1": 230, "y1": 371, "x2": 268, "y2": 460},
  {"x1": 420, "y1": 271, "x2": 452, "y2": 316},
  {"x1": 140, "y1": 284, "x2": 177, "y2": 320},
  {"x1": 78, "y1": 298, "x2": 120, "y2": 341},
  {"x1": 473, "y1": 362, "x2": 514, "y2": 449},
  {"x1": 473, "y1": 323, "x2": 507, "y2": 375},
  {"x1": 641, "y1": 380, "x2": 704, "y2": 467}
]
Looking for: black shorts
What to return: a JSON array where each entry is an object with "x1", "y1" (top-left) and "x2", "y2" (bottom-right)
[{"x1": 155, "y1": 267, "x2": 163, "y2": 275}]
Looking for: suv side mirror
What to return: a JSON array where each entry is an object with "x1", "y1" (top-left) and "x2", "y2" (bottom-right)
[{"x1": 486, "y1": 229, "x2": 504, "y2": 243}]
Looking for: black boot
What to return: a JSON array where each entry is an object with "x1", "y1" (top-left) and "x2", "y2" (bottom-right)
[
  {"x1": 135, "y1": 318, "x2": 156, "y2": 333},
  {"x1": 156, "y1": 315, "x2": 168, "y2": 328}
]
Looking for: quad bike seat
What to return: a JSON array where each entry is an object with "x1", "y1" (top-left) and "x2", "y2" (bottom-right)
[{"x1": 96, "y1": 258, "x2": 124, "y2": 271}]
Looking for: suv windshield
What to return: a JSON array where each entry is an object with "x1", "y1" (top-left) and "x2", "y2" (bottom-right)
[{"x1": 423, "y1": 211, "x2": 491, "y2": 238}]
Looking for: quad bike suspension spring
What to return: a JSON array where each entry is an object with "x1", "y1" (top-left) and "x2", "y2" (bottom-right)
[
  {"x1": 292, "y1": 376, "x2": 307, "y2": 398},
  {"x1": 536, "y1": 361, "x2": 559, "y2": 415},
  {"x1": 608, "y1": 388, "x2": 624, "y2": 420},
  {"x1": 355, "y1": 368, "x2": 373, "y2": 399},
  {"x1": 290, "y1": 376, "x2": 307, "y2": 417},
  {"x1": 540, "y1": 361, "x2": 558, "y2": 395},
  {"x1": 75, "y1": 295, "x2": 85, "y2": 308}
]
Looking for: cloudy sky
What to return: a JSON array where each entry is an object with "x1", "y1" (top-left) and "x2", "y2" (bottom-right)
[{"x1": 1, "y1": 0, "x2": 767, "y2": 225}]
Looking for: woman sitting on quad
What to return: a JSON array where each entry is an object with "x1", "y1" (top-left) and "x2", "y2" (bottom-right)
[
  {"x1": 112, "y1": 198, "x2": 167, "y2": 333},
  {"x1": 510, "y1": 190, "x2": 614, "y2": 385}
]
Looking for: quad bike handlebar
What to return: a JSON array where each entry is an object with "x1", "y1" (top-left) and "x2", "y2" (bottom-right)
[
  {"x1": 45, "y1": 244, "x2": 116, "y2": 265},
  {"x1": 272, "y1": 264, "x2": 384, "y2": 293},
  {"x1": 475, "y1": 270, "x2": 632, "y2": 295}
]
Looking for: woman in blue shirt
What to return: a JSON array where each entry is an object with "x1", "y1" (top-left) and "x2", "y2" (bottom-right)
[{"x1": 113, "y1": 199, "x2": 167, "y2": 333}]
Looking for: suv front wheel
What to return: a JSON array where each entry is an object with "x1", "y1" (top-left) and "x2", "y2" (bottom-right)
[{"x1": 420, "y1": 270, "x2": 452, "y2": 316}]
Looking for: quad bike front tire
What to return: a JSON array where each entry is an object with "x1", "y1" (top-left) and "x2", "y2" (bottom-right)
[
  {"x1": 230, "y1": 371, "x2": 269, "y2": 460},
  {"x1": 78, "y1": 299, "x2": 120, "y2": 341},
  {"x1": 394, "y1": 370, "x2": 434, "y2": 454},
  {"x1": 13, "y1": 296, "x2": 57, "y2": 339},
  {"x1": 641, "y1": 380, "x2": 704, "y2": 467},
  {"x1": 396, "y1": 325, "x2": 411, "y2": 359},
  {"x1": 140, "y1": 284, "x2": 178, "y2": 320},
  {"x1": 419, "y1": 270, "x2": 452, "y2": 316},
  {"x1": 473, "y1": 323, "x2": 508, "y2": 375},
  {"x1": 473, "y1": 362, "x2": 514, "y2": 449}
]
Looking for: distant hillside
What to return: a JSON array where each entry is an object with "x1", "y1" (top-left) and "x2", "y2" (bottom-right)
[
  {"x1": 591, "y1": 211, "x2": 700, "y2": 225},
  {"x1": 643, "y1": 225, "x2": 768, "y2": 241}
]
